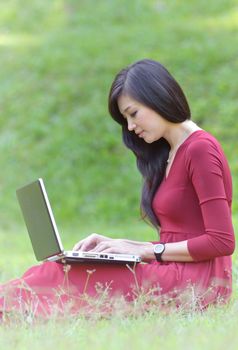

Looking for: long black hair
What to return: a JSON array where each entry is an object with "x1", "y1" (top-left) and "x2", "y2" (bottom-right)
[{"x1": 108, "y1": 59, "x2": 191, "y2": 228}]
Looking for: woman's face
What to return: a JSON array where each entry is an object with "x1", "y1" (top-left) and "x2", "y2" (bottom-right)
[{"x1": 117, "y1": 94, "x2": 169, "y2": 144}]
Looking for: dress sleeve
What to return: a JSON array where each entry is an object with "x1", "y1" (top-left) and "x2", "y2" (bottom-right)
[{"x1": 185, "y1": 139, "x2": 235, "y2": 261}]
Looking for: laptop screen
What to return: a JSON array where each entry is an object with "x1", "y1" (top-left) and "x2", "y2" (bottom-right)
[{"x1": 16, "y1": 179, "x2": 64, "y2": 261}]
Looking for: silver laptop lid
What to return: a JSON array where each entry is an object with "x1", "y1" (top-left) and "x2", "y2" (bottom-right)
[{"x1": 16, "y1": 178, "x2": 64, "y2": 261}]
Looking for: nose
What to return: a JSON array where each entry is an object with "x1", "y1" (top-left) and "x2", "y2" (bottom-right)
[{"x1": 127, "y1": 118, "x2": 136, "y2": 131}]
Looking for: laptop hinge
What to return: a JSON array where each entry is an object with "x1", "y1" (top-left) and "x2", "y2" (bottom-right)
[{"x1": 46, "y1": 252, "x2": 65, "y2": 262}]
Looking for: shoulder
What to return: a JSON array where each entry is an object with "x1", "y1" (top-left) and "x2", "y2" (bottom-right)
[
  {"x1": 183, "y1": 131, "x2": 232, "y2": 199},
  {"x1": 185, "y1": 131, "x2": 222, "y2": 161},
  {"x1": 184, "y1": 131, "x2": 227, "y2": 175}
]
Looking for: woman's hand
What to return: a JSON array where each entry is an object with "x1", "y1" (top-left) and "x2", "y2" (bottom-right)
[
  {"x1": 80, "y1": 237, "x2": 154, "y2": 261},
  {"x1": 73, "y1": 234, "x2": 154, "y2": 262},
  {"x1": 73, "y1": 233, "x2": 113, "y2": 252}
]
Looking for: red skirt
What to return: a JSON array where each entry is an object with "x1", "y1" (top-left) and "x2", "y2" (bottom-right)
[{"x1": 0, "y1": 258, "x2": 232, "y2": 319}]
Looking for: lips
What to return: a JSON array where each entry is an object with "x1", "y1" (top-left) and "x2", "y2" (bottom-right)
[{"x1": 138, "y1": 131, "x2": 144, "y2": 138}]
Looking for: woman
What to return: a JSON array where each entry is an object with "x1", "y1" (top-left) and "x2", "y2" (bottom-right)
[{"x1": 0, "y1": 59, "x2": 235, "y2": 318}]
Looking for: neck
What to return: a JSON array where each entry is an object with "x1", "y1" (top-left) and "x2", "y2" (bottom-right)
[{"x1": 165, "y1": 120, "x2": 201, "y2": 151}]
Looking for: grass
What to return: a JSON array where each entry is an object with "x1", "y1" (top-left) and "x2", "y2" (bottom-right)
[
  {"x1": 0, "y1": 0, "x2": 238, "y2": 348},
  {"x1": 0, "y1": 291, "x2": 238, "y2": 350},
  {"x1": 1, "y1": 304, "x2": 238, "y2": 350},
  {"x1": 0, "y1": 0, "x2": 238, "y2": 224},
  {"x1": 1, "y1": 223, "x2": 238, "y2": 349}
]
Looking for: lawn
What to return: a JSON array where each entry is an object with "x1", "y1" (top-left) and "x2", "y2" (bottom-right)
[
  {"x1": 0, "y1": 0, "x2": 238, "y2": 348},
  {"x1": 0, "y1": 224, "x2": 238, "y2": 350}
]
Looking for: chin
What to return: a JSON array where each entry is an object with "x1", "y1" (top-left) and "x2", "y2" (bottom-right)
[
  {"x1": 144, "y1": 136, "x2": 154, "y2": 144},
  {"x1": 144, "y1": 140, "x2": 153, "y2": 144},
  {"x1": 145, "y1": 134, "x2": 162, "y2": 143}
]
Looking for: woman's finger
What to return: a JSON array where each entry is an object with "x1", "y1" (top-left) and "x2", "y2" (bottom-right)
[
  {"x1": 72, "y1": 233, "x2": 96, "y2": 251},
  {"x1": 73, "y1": 241, "x2": 83, "y2": 251},
  {"x1": 80, "y1": 239, "x2": 97, "y2": 251},
  {"x1": 73, "y1": 233, "x2": 112, "y2": 251}
]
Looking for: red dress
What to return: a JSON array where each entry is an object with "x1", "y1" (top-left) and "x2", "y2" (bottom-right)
[{"x1": 0, "y1": 130, "x2": 235, "y2": 317}]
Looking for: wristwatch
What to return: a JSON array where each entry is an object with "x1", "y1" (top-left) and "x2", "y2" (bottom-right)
[{"x1": 154, "y1": 243, "x2": 165, "y2": 262}]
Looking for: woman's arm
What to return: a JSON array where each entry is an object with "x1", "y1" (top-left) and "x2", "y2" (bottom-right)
[
  {"x1": 116, "y1": 239, "x2": 195, "y2": 262},
  {"x1": 184, "y1": 139, "x2": 235, "y2": 261},
  {"x1": 74, "y1": 234, "x2": 194, "y2": 262},
  {"x1": 73, "y1": 140, "x2": 234, "y2": 263}
]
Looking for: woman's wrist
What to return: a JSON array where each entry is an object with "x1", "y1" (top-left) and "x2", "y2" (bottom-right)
[
  {"x1": 141, "y1": 242, "x2": 156, "y2": 262},
  {"x1": 141, "y1": 241, "x2": 193, "y2": 262}
]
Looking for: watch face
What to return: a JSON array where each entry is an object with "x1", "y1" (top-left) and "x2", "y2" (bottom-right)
[{"x1": 154, "y1": 244, "x2": 164, "y2": 254}]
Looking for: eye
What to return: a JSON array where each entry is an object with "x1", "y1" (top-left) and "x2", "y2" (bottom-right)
[{"x1": 130, "y1": 111, "x2": 137, "y2": 118}]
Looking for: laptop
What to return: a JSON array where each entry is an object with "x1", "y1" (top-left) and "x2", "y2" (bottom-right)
[{"x1": 16, "y1": 178, "x2": 141, "y2": 265}]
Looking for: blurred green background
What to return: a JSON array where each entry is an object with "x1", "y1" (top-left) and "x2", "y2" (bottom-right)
[{"x1": 0, "y1": 0, "x2": 237, "y2": 242}]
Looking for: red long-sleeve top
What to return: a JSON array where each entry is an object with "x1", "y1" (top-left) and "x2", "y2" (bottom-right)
[{"x1": 152, "y1": 130, "x2": 235, "y2": 261}]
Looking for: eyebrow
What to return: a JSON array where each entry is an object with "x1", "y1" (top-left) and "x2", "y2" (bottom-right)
[{"x1": 121, "y1": 105, "x2": 132, "y2": 114}]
